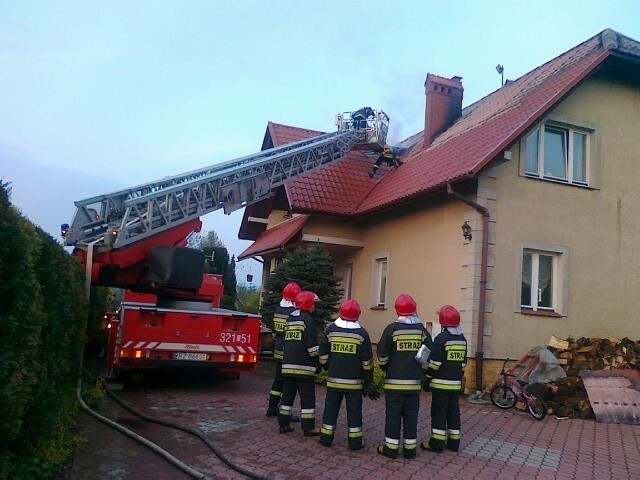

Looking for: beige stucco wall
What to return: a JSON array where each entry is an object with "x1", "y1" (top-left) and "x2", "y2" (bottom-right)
[
  {"x1": 265, "y1": 209, "x2": 292, "y2": 228},
  {"x1": 337, "y1": 200, "x2": 469, "y2": 343},
  {"x1": 304, "y1": 217, "x2": 363, "y2": 241},
  {"x1": 486, "y1": 74, "x2": 640, "y2": 359}
]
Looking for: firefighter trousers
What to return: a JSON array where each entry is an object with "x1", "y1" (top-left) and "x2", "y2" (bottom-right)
[
  {"x1": 382, "y1": 392, "x2": 420, "y2": 458},
  {"x1": 320, "y1": 390, "x2": 363, "y2": 449},
  {"x1": 279, "y1": 376, "x2": 316, "y2": 432},
  {"x1": 267, "y1": 360, "x2": 283, "y2": 414},
  {"x1": 428, "y1": 389, "x2": 461, "y2": 452}
]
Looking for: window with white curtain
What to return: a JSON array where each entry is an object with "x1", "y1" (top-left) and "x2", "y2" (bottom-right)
[
  {"x1": 371, "y1": 253, "x2": 389, "y2": 308},
  {"x1": 516, "y1": 242, "x2": 569, "y2": 316},
  {"x1": 343, "y1": 263, "x2": 353, "y2": 300}
]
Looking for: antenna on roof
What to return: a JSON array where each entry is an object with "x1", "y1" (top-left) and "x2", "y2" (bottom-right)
[{"x1": 495, "y1": 64, "x2": 504, "y2": 87}]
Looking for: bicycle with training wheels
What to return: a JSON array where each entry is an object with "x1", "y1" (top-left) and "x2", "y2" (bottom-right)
[{"x1": 489, "y1": 358, "x2": 546, "y2": 420}]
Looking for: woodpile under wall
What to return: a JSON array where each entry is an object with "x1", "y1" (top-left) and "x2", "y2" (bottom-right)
[{"x1": 533, "y1": 336, "x2": 640, "y2": 419}]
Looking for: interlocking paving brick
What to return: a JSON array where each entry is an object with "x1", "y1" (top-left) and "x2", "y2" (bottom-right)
[
  {"x1": 463, "y1": 438, "x2": 562, "y2": 471},
  {"x1": 69, "y1": 362, "x2": 640, "y2": 479}
]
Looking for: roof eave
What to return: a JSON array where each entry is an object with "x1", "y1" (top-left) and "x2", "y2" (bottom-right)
[{"x1": 353, "y1": 174, "x2": 476, "y2": 219}]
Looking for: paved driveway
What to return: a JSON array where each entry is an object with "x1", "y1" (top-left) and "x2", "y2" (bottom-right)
[{"x1": 68, "y1": 361, "x2": 640, "y2": 479}]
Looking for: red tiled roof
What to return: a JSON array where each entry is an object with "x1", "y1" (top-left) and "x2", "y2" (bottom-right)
[
  {"x1": 237, "y1": 214, "x2": 309, "y2": 260},
  {"x1": 256, "y1": 30, "x2": 639, "y2": 220},
  {"x1": 266, "y1": 122, "x2": 378, "y2": 215},
  {"x1": 353, "y1": 30, "x2": 619, "y2": 215}
]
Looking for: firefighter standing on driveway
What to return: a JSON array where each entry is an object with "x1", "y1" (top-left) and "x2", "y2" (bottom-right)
[
  {"x1": 318, "y1": 299, "x2": 380, "y2": 450},
  {"x1": 278, "y1": 291, "x2": 321, "y2": 436},
  {"x1": 267, "y1": 282, "x2": 301, "y2": 418},
  {"x1": 421, "y1": 305, "x2": 467, "y2": 453},
  {"x1": 377, "y1": 294, "x2": 433, "y2": 459}
]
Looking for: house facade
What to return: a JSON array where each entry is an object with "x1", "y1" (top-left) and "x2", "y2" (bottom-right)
[{"x1": 238, "y1": 29, "x2": 640, "y2": 391}]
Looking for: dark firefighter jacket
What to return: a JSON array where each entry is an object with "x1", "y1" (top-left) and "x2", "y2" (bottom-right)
[
  {"x1": 272, "y1": 301, "x2": 295, "y2": 361},
  {"x1": 377, "y1": 317, "x2": 433, "y2": 393},
  {"x1": 281, "y1": 310, "x2": 319, "y2": 378},
  {"x1": 426, "y1": 328, "x2": 467, "y2": 391},
  {"x1": 318, "y1": 319, "x2": 374, "y2": 391}
]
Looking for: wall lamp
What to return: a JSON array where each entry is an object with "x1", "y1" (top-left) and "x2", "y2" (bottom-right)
[{"x1": 462, "y1": 221, "x2": 472, "y2": 241}]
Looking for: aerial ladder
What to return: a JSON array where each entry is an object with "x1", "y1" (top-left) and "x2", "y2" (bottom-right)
[
  {"x1": 62, "y1": 108, "x2": 389, "y2": 379},
  {"x1": 62, "y1": 108, "x2": 389, "y2": 294}
]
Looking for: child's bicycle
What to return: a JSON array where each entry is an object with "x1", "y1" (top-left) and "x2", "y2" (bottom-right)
[{"x1": 489, "y1": 358, "x2": 546, "y2": 421}]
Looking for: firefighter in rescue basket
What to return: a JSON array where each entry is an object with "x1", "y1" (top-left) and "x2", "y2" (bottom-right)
[
  {"x1": 278, "y1": 291, "x2": 321, "y2": 436},
  {"x1": 421, "y1": 305, "x2": 467, "y2": 453},
  {"x1": 267, "y1": 282, "x2": 301, "y2": 419},
  {"x1": 318, "y1": 299, "x2": 380, "y2": 450},
  {"x1": 377, "y1": 294, "x2": 433, "y2": 459}
]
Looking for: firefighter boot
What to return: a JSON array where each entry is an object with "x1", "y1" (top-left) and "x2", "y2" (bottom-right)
[
  {"x1": 320, "y1": 425, "x2": 334, "y2": 447},
  {"x1": 348, "y1": 427, "x2": 364, "y2": 451},
  {"x1": 403, "y1": 439, "x2": 417, "y2": 459},
  {"x1": 420, "y1": 440, "x2": 443, "y2": 453},
  {"x1": 266, "y1": 394, "x2": 280, "y2": 417},
  {"x1": 377, "y1": 444, "x2": 398, "y2": 459}
]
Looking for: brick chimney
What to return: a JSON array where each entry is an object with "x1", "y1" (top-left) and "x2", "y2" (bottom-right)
[{"x1": 424, "y1": 74, "x2": 463, "y2": 148}]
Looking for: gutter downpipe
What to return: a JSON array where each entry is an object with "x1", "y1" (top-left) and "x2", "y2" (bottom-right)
[{"x1": 446, "y1": 183, "x2": 489, "y2": 393}]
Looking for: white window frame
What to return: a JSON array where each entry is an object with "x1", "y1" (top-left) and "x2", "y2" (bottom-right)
[
  {"x1": 343, "y1": 263, "x2": 354, "y2": 300},
  {"x1": 514, "y1": 242, "x2": 569, "y2": 316},
  {"x1": 371, "y1": 253, "x2": 390, "y2": 308},
  {"x1": 521, "y1": 115, "x2": 598, "y2": 188}
]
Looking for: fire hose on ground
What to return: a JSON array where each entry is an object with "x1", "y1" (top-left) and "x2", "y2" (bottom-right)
[{"x1": 77, "y1": 366, "x2": 271, "y2": 480}]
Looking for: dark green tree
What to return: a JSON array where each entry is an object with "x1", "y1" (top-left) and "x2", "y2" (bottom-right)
[
  {"x1": 236, "y1": 283, "x2": 260, "y2": 314},
  {"x1": 194, "y1": 231, "x2": 237, "y2": 310},
  {"x1": 260, "y1": 245, "x2": 342, "y2": 330}
]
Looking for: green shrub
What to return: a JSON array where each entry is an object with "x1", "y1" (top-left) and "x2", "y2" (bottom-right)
[
  {"x1": 82, "y1": 380, "x2": 106, "y2": 410},
  {"x1": 373, "y1": 361, "x2": 386, "y2": 389}
]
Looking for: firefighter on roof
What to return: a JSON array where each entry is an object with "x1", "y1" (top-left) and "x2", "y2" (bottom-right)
[
  {"x1": 279, "y1": 291, "x2": 321, "y2": 436},
  {"x1": 318, "y1": 299, "x2": 380, "y2": 450},
  {"x1": 421, "y1": 305, "x2": 467, "y2": 453},
  {"x1": 377, "y1": 294, "x2": 433, "y2": 459},
  {"x1": 267, "y1": 282, "x2": 301, "y2": 419},
  {"x1": 369, "y1": 145, "x2": 404, "y2": 178}
]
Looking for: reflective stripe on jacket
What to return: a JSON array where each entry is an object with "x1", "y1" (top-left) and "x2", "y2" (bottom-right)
[
  {"x1": 427, "y1": 330, "x2": 467, "y2": 391},
  {"x1": 377, "y1": 319, "x2": 433, "y2": 393},
  {"x1": 319, "y1": 319, "x2": 373, "y2": 391},
  {"x1": 281, "y1": 310, "x2": 319, "y2": 378}
]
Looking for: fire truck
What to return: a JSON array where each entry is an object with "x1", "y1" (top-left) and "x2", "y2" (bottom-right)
[{"x1": 62, "y1": 108, "x2": 390, "y2": 380}]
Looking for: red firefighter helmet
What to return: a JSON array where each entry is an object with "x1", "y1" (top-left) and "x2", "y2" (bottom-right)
[
  {"x1": 295, "y1": 291, "x2": 317, "y2": 312},
  {"x1": 438, "y1": 305, "x2": 461, "y2": 327},
  {"x1": 339, "y1": 299, "x2": 361, "y2": 321},
  {"x1": 395, "y1": 294, "x2": 417, "y2": 316},
  {"x1": 282, "y1": 282, "x2": 301, "y2": 301}
]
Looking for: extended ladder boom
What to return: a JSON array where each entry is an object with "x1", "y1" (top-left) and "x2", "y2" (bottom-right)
[{"x1": 63, "y1": 109, "x2": 389, "y2": 253}]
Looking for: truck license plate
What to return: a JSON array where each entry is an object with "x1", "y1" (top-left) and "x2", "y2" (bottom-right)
[{"x1": 174, "y1": 352, "x2": 207, "y2": 361}]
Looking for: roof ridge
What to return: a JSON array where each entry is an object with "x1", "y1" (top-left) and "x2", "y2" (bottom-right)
[
  {"x1": 423, "y1": 30, "x2": 607, "y2": 150},
  {"x1": 267, "y1": 121, "x2": 326, "y2": 135}
]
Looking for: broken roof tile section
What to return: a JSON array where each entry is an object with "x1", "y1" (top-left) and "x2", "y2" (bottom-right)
[
  {"x1": 238, "y1": 214, "x2": 309, "y2": 261},
  {"x1": 271, "y1": 29, "x2": 639, "y2": 219}
]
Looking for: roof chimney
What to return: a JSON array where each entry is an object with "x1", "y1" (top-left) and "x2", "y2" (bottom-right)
[{"x1": 424, "y1": 74, "x2": 463, "y2": 148}]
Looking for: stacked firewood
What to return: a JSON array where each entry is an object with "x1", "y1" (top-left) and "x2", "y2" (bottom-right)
[{"x1": 531, "y1": 336, "x2": 640, "y2": 419}]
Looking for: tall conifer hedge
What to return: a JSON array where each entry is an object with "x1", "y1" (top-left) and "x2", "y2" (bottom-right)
[{"x1": 0, "y1": 181, "x2": 89, "y2": 478}]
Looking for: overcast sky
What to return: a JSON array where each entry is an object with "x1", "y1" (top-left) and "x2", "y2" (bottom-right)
[{"x1": 2, "y1": 1, "x2": 639, "y2": 282}]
